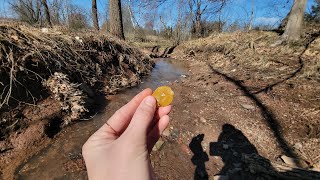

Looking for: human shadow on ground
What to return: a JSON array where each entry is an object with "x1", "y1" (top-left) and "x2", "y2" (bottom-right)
[
  {"x1": 190, "y1": 124, "x2": 320, "y2": 180},
  {"x1": 208, "y1": 65, "x2": 302, "y2": 167},
  {"x1": 189, "y1": 134, "x2": 209, "y2": 180},
  {"x1": 209, "y1": 124, "x2": 276, "y2": 179}
]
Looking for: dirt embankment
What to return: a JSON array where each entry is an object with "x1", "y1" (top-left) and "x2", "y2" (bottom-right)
[
  {"x1": 0, "y1": 25, "x2": 154, "y2": 179},
  {"x1": 149, "y1": 31, "x2": 320, "y2": 179}
]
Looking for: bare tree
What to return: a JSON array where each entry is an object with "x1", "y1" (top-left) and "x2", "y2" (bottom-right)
[
  {"x1": 92, "y1": 0, "x2": 99, "y2": 30},
  {"x1": 67, "y1": 4, "x2": 89, "y2": 30},
  {"x1": 160, "y1": 16, "x2": 172, "y2": 38},
  {"x1": 195, "y1": 1, "x2": 206, "y2": 37},
  {"x1": 41, "y1": 0, "x2": 52, "y2": 27},
  {"x1": 188, "y1": 0, "x2": 227, "y2": 37},
  {"x1": 109, "y1": 0, "x2": 125, "y2": 40},
  {"x1": 10, "y1": 0, "x2": 41, "y2": 24},
  {"x1": 282, "y1": 0, "x2": 307, "y2": 41},
  {"x1": 248, "y1": 0, "x2": 254, "y2": 31},
  {"x1": 127, "y1": 0, "x2": 138, "y2": 29},
  {"x1": 121, "y1": 4, "x2": 135, "y2": 34}
]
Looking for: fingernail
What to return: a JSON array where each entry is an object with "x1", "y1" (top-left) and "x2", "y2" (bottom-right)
[{"x1": 144, "y1": 96, "x2": 155, "y2": 107}]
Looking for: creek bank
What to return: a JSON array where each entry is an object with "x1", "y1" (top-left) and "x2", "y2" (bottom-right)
[{"x1": 0, "y1": 25, "x2": 153, "y2": 180}]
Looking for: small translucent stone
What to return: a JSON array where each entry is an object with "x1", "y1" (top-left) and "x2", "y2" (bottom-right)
[{"x1": 152, "y1": 86, "x2": 174, "y2": 107}]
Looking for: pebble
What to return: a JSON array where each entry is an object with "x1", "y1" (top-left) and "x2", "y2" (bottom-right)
[
  {"x1": 240, "y1": 104, "x2": 255, "y2": 110},
  {"x1": 200, "y1": 117, "x2": 207, "y2": 123},
  {"x1": 41, "y1": 28, "x2": 49, "y2": 33},
  {"x1": 171, "y1": 129, "x2": 180, "y2": 139},
  {"x1": 293, "y1": 142, "x2": 302, "y2": 150},
  {"x1": 152, "y1": 140, "x2": 165, "y2": 151},
  {"x1": 281, "y1": 155, "x2": 296, "y2": 166},
  {"x1": 312, "y1": 160, "x2": 320, "y2": 172},
  {"x1": 280, "y1": 155, "x2": 309, "y2": 168},
  {"x1": 213, "y1": 175, "x2": 229, "y2": 180},
  {"x1": 162, "y1": 129, "x2": 171, "y2": 137},
  {"x1": 312, "y1": 166, "x2": 320, "y2": 172}
]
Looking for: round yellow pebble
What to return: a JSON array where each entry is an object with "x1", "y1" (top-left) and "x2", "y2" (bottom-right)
[{"x1": 152, "y1": 86, "x2": 174, "y2": 107}]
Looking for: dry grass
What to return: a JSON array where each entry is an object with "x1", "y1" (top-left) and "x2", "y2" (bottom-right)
[
  {"x1": 303, "y1": 37, "x2": 320, "y2": 80},
  {"x1": 0, "y1": 24, "x2": 154, "y2": 125},
  {"x1": 179, "y1": 30, "x2": 320, "y2": 81},
  {"x1": 127, "y1": 34, "x2": 173, "y2": 50}
]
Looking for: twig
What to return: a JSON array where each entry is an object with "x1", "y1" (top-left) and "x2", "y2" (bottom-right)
[
  {"x1": 14, "y1": 79, "x2": 37, "y2": 105},
  {"x1": 79, "y1": 113, "x2": 98, "y2": 121},
  {"x1": 7, "y1": 119, "x2": 19, "y2": 129},
  {"x1": 11, "y1": 97, "x2": 39, "y2": 107},
  {"x1": 0, "y1": 49, "x2": 14, "y2": 109}
]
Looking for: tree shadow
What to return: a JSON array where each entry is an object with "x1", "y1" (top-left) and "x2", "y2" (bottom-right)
[
  {"x1": 253, "y1": 30, "x2": 320, "y2": 95},
  {"x1": 253, "y1": 58, "x2": 303, "y2": 94},
  {"x1": 189, "y1": 125, "x2": 320, "y2": 180},
  {"x1": 207, "y1": 65, "x2": 302, "y2": 167}
]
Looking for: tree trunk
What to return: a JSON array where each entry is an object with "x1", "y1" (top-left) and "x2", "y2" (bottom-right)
[
  {"x1": 249, "y1": 0, "x2": 254, "y2": 31},
  {"x1": 36, "y1": 0, "x2": 41, "y2": 25},
  {"x1": 92, "y1": 0, "x2": 99, "y2": 31},
  {"x1": 109, "y1": 0, "x2": 125, "y2": 40},
  {"x1": 282, "y1": 0, "x2": 307, "y2": 41},
  {"x1": 128, "y1": 0, "x2": 136, "y2": 29},
  {"x1": 195, "y1": 2, "x2": 202, "y2": 38},
  {"x1": 41, "y1": 0, "x2": 52, "y2": 27}
]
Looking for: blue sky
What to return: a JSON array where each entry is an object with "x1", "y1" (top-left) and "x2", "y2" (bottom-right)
[{"x1": 0, "y1": 0, "x2": 317, "y2": 29}]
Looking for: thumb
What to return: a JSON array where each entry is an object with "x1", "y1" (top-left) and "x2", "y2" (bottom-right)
[{"x1": 123, "y1": 96, "x2": 156, "y2": 140}]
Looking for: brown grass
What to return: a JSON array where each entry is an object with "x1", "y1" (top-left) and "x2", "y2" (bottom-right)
[
  {"x1": 0, "y1": 24, "x2": 154, "y2": 126},
  {"x1": 179, "y1": 30, "x2": 320, "y2": 81}
]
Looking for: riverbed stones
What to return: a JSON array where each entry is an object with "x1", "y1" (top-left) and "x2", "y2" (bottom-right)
[{"x1": 152, "y1": 140, "x2": 165, "y2": 151}]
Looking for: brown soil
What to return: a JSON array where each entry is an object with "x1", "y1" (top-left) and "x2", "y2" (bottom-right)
[
  {"x1": 1, "y1": 30, "x2": 320, "y2": 179},
  {"x1": 150, "y1": 31, "x2": 320, "y2": 179}
]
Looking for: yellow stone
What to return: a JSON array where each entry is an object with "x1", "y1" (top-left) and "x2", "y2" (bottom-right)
[{"x1": 152, "y1": 86, "x2": 174, "y2": 107}]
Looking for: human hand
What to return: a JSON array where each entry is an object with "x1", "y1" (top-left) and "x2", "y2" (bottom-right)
[{"x1": 82, "y1": 88, "x2": 171, "y2": 180}]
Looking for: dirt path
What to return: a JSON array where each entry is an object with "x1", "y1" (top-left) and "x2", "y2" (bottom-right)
[{"x1": 150, "y1": 43, "x2": 320, "y2": 179}]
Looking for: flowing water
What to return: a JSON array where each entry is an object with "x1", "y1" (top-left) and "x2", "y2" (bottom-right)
[{"x1": 16, "y1": 58, "x2": 187, "y2": 180}]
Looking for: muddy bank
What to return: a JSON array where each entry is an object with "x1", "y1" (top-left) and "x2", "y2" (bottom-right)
[{"x1": 0, "y1": 25, "x2": 153, "y2": 179}]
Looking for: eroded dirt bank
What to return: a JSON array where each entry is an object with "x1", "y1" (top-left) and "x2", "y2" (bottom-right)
[{"x1": 0, "y1": 25, "x2": 154, "y2": 180}]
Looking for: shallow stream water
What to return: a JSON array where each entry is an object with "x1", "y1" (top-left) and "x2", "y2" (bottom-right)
[{"x1": 16, "y1": 58, "x2": 187, "y2": 180}]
